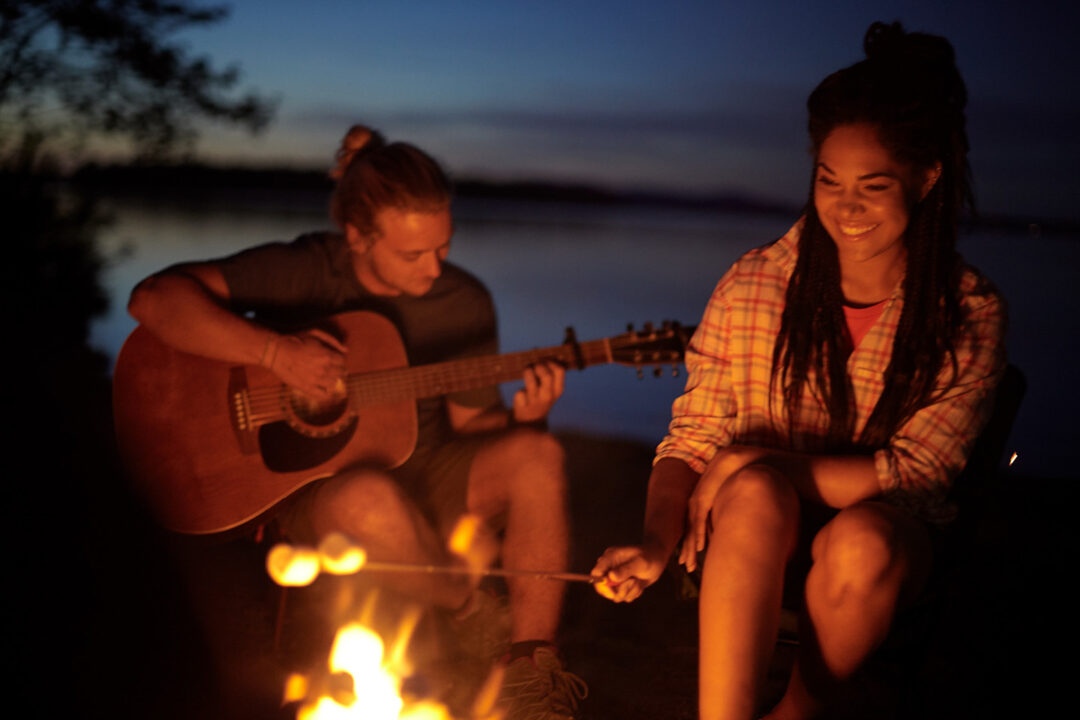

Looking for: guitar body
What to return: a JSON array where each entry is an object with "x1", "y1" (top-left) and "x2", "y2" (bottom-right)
[
  {"x1": 113, "y1": 311, "x2": 416, "y2": 534},
  {"x1": 114, "y1": 309, "x2": 692, "y2": 535}
]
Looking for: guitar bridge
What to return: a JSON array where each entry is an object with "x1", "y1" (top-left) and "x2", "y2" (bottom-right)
[{"x1": 228, "y1": 367, "x2": 260, "y2": 455}]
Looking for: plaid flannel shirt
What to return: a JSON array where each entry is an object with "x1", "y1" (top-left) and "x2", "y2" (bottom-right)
[{"x1": 656, "y1": 220, "x2": 1006, "y2": 523}]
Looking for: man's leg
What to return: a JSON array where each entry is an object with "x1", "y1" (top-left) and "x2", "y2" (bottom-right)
[
  {"x1": 297, "y1": 467, "x2": 472, "y2": 609},
  {"x1": 463, "y1": 428, "x2": 587, "y2": 719},
  {"x1": 464, "y1": 427, "x2": 569, "y2": 643}
]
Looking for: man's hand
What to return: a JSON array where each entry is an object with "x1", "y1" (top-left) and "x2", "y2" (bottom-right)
[
  {"x1": 264, "y1": 328, "x2": 347, "y2": 402},
  {"x1": 511, "y1": 360, "x2": 565, "y2": 423},
  {"x1": 590, "y1": 544, "x2": 668, "y2": 603}
]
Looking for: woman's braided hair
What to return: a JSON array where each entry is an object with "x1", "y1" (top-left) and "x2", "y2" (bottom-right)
[{"x1": 771, "y1": 21, "x2": 972, "y2": 449}]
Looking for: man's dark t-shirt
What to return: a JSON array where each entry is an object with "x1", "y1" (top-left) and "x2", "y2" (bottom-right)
[{"x1": 217, "y1": 231, "x2": 503, "y2": 471}]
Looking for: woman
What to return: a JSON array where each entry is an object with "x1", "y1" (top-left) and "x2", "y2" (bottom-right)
[{"x1": 591, "y1": 22, "x2": 1005, "y2": 720}]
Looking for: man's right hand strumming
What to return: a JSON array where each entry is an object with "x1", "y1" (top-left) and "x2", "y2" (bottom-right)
[{"x1": 263, "y1": 328, "x2": 347, "y2": 403}]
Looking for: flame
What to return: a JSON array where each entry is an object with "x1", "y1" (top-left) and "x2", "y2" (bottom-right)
[
  {"x1": 470, "y1": 664, "x2": 506, "y2": 720},
  {"x1": 269, "y1": 549, "x2": 457, "y2": 719},
  {"x1": 384, "y1": 606, "x2": 422, "y2": 675},
  {"x1": 448, "y1": 514, "x2": 498, "y2": 574},
  {"x1": 286, "y1": 615, "x2": 455, "y2": 720},
  {"x1": 284, "y1": 673, "x2": 310, "y2": 703},
  {"x1": 400, "y1": 701, "x2": 456, "y2": 719},
  {"x1": 1009, "y1": 451, "x2": 1018, "y2": 467},
  {"x1": 448, "y1": 514, "x2": 480, "y2": 557},
  {"x1": 325, "y1": 623, "x2": 403, "y2": 718},
  {"x1": 266, "y1": 528, "x2": 510, "y2": 719}
]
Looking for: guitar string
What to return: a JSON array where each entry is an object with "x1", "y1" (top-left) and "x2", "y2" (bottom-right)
[
  {"x1": 240, "y1": 343, "x2": 584, "y2": 406},
  {"x1": 240, "y1": 344, "x2": 581, "y2": 415},
  {"x1": 237, "y1": 337, "x2": 675, "y2": 423},
  {"x1": 236, "y1": 336, "x2": 669, "y2": 424}
]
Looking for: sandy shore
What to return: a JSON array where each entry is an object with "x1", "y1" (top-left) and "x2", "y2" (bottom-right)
[{"x1": 21, "y1": 421, "x2": 1073, "y2": 719}]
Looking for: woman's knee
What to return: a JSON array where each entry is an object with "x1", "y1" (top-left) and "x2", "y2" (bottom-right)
[
  {"x1": 811, "y1": 504, "x2": 913, "y2": 597},
  {"x1": 713, "y1": 464, "x2": 799, "y2": 528}
]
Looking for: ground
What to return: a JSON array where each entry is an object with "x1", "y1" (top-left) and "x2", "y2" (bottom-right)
[{"x1": 32, "y1": 428, "x2": 1074, "y2": 719}]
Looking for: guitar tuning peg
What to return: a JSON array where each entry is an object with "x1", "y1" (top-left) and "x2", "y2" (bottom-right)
[
  {"x1": 643, "y1": 321, "x2": 654, "y2": 334},
  {"x1": 626, "y1": 323, "x2": 634, "y2": 333},
  {"x1": 672, "y1": 366, "x2": 680, "y2": 378},
  {"x1": 636, "y1": 367, "x2": 644, "y2": 380},
  {"x1": 653, "y1": 367, "x2": 662, "y2": 378},
  {"x1": 662, "y1": 320, "x2": 672, "y2": 331}
]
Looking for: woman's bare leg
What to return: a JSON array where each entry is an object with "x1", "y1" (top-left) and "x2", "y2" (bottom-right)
[
  {"x1": 699, "y1": 465, "x2": 800, "y2": 720},
  {"x1": 764, "y1": 501, "x2": 933, "y2": 720}
]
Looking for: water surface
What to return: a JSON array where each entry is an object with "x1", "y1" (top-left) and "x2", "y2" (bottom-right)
[{"x1": 92, "y1": 195, "x2": 1078, "y2": 479}]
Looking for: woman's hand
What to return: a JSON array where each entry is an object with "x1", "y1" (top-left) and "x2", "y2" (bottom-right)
[
  {"x1": 681, "y1": 445, "x2": 772, "y2": 571},
  {"x1": 590, "y1": 544, "x2": 668, "y2": 603}
]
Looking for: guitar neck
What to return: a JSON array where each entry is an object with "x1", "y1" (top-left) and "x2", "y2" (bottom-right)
[{"x1": 348, "y1": 339, "x2": 612, "y2": 406}]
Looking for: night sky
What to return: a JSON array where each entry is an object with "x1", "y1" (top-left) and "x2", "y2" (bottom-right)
[{"x1": 178, "y1": 0, "x2": 1080, "y2": 222}]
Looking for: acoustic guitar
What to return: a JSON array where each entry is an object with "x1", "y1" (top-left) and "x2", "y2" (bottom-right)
[{"x1": 113, "y1": 311, "x2": 693, "y2": 534}]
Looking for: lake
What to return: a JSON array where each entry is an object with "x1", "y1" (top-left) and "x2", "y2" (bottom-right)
[{"x1": 91, "y1": 193, "x2": 1079, "y2": 479}]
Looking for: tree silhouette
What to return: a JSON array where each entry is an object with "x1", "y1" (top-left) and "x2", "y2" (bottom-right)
[
  {"x1": 1, "y1": 0, "x2": 274, "y2": 158},
  {"x1": 2, "y1": 8, "x2": 275, "y2": 714}
]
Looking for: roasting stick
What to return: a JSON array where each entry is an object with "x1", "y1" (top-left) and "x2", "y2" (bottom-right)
[
  {"x1": 360, "y1": 560, "x2": 597, "y2": 583},
  {"x1": 266, "y1": 532, "x2": 598, "y2": 587}
]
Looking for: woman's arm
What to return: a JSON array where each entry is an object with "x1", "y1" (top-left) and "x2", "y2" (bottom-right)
[
  {"x1": 734, "y1": 447, "x2": 881, "y2": 508},
  {"x1": 591, "y1": 457, "x2": 699, "y2": 602},
  {"x1": 592, "y1": 273, "x2": 739, "y2": 602},
  {"x1": 872, "y1": 276, "x2": 1007, "y2": 517}
]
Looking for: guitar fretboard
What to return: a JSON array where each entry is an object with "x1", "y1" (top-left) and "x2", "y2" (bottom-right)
[{"x1": 348, "y1": 339, "x2": 614, "y2": 405}]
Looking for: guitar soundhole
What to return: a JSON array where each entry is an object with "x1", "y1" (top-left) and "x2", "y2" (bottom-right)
[
  {"x1": 259, "y1": 417, "x2": 359, "y2": 472},
  {"x1": 290, "y1": 394, "x2": 349, "y2": 427}
]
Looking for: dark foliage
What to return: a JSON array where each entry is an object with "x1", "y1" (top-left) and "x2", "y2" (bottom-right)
[
  {"x1": 0, "y1": 0, "x2": 274, "y2": 157},
  {"x1": 0, "y1": 6, "x2": 274, "y2": 714}
]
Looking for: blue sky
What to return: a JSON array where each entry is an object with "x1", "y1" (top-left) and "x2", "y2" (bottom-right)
[{"x1": 179, "y1": 1, "x2": 1080, "y2": 221}]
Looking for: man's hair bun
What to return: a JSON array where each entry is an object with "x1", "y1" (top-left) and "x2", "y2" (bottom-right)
[{"x1": 330, "y1": 125, "x2": 386, "y2": 180}]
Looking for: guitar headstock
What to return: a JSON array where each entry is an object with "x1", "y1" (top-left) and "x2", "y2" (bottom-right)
[{"x1": 609, "y1": 321, "x2": 696, "y2": 374}]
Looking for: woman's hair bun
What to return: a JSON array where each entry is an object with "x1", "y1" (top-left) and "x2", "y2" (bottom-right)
[
  {"x1": 330, "y1": 125, "x2": 386, "y2": 180},
  {"x1": 863, "y1": 21, "x2": 907, "y2": 61},
  {"x1": 862, "y1": 21, "x2": 965, "y2": 114},
  {"x1": 864, "y1": 22, "x2": 958, "y2": 81}
]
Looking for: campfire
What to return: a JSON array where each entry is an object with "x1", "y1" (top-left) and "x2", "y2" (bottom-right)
[{"x1": 266, "y1": 522, "x2": 505, "y2": 720}]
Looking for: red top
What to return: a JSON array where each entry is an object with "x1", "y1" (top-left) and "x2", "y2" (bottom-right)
[{"x1": 843, "y1": 299, "x2": 888, "y2": 348}]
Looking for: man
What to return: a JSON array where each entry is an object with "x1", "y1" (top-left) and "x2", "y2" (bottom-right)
[{"x1": 127, "y1": 126, "x2": 585, "y2": 719}]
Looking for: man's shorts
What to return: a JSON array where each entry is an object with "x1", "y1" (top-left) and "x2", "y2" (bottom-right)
[{"x1": 272, "y1": 431, "x2": 499, "y2": 545}]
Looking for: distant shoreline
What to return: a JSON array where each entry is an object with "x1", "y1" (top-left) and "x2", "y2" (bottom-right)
[{"x1": 69, "y1": 161, "x2": 1077, "y2": 234}]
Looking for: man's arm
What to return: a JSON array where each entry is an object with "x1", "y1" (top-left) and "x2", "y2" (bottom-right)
[
  {"x1": 128, "y1": 263, "x2": 346, "y2": 400},
  {"x1": 129, "y1": 263, "x2": 268, "y2": 363}
]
